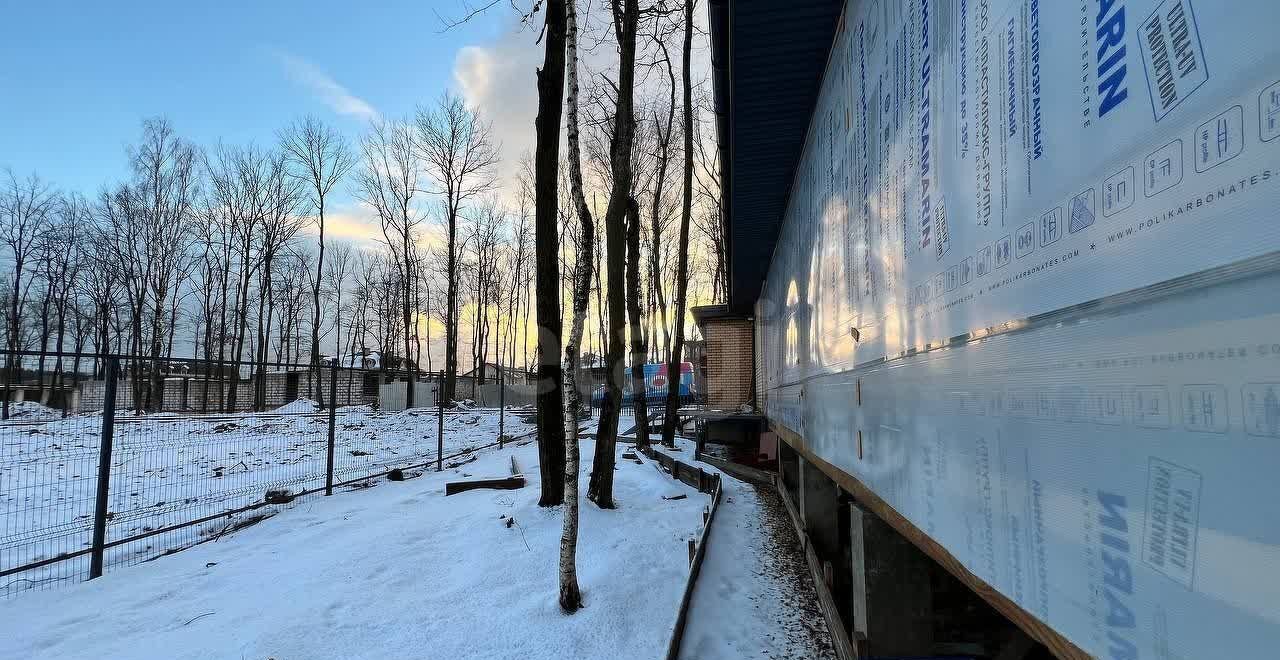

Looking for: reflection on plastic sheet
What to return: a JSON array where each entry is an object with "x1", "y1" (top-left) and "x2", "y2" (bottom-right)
[{"x1": 756, "y1": 0, "x2": 1280, "y2": 656}]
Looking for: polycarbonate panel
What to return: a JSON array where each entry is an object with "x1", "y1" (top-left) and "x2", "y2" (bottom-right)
[{"x1": 756, "y1": 0, "x2": 1280, "y2": 657}]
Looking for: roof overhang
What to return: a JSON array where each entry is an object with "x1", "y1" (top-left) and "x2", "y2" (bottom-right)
[
  {"x1": 709, "y1": 0, "x2": 843, "y2": 314},
  {"x1": 691, "y1": 303, "x2": 749, "y2": 327}
]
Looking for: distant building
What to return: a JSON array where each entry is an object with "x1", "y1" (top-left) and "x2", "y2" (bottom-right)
[
  {"x1": 460, "y1": 362, "x2": 532, "y2": 384},
  {"x1": 321, "y1": 350, "x2": 419, "y2": 372}
]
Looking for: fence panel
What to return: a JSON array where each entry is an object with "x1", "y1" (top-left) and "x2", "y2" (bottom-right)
[{"x1": 0, "y1": 350, "x2": 533, "y2": 599}]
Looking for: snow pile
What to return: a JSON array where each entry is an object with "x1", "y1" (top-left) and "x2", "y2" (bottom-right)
[
  {"x1": 274, "y1": 398, "x2": 320, "y2": 414},
  {"x1": 0, "y1": 438, "x2": 709, "y2": 660},
  {"x1": 4, "y1": 400, "x2": 61, "y2": 420}
]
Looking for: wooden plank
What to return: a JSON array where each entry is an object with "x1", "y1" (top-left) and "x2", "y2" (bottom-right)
[
  {"x1": 770, "y1": 422, "x2": 1089, "y2": 660},
  {"x1": 697, "y1": 454, "x2": 774, "y2": 485},
  {"x1": 665, "y1": 474, "x2": 723, "y2": 660},
  {"x1": 443, "y1": 475, "x2": 526, "y2": 496}
]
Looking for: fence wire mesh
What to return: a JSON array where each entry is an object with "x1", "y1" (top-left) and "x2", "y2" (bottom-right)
[{"x1": 0, "y1": 350, "x2": 533, "y2": 598}]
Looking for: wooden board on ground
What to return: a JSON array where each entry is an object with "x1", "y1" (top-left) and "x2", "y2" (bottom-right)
[{"x1": 444, "y1": 455, "x2": 526, "y2": 496}]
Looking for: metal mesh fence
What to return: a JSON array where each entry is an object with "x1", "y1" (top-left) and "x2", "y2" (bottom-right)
[{"x1": 0, "y1": 350, "x2": 532, "y2": 599}]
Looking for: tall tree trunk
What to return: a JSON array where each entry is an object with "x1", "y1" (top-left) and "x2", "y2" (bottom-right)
[
  {"x1": 129, "y1": 296, "x2": 145, "y2": 414},
  {"x1": 254, "y1": 261, "x2": 271, "y2": 411},
  {"x1": 534, "y1": 0, "x2": 569, "y2": 507},
  {"x1": 559, "y1": 0, "x2": 590, "y2": 611},
  {"x1": 587, "y1": 0, "x2": 638, "y2": 509},
  {"x1": 312, "y1": 198, "x2": 326, "y2": 407},
  {"x1": 37, "y1": 286, "x2": 51, "y2": 399},
  {"x1": 662, "y1": 0, "x2": 696, "y2": 447},
  {"x1": 592, "y1": 223, "x2": 605, "y2": 366},
  {"x1": 49, "y1": 292, "x2": 67, "y2": 404},
  {"x1": 402, "y1": 225, "x2": 416, "y2": 408},
  {"x1": 7, "y1": 261, "x2": 24, "y2": 397},
  {"x1": 215, "y1": 252, "x2": 233, "y2": 410},
  {"x1": 228, "y1": 253, "x2": 253, "y2": 412},
  {"x1": 625, "y1": 197, "x2": 649, "y2": 448},
  {"x1": 650, "y1": 52, "x2": 677, "y2": 369},
  {"x1": 149, "y1": 292, "x2": 168, "y2": 412},
  {"x1": 445, "y1": 206, "x2": 459, "y2": 402}
]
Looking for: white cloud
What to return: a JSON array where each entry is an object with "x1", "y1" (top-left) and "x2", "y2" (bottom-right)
[
  {"x1": 276, "y1": 51, "x2": 381, "y2": 122},
  {"x1": 452, "y1": 33, "x2": 543, "y2": 198},
  {"x1": 450, "y1": 11, "x2": 716, "y2": 203}
]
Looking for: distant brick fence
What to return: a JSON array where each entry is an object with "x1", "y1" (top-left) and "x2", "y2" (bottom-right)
[{"x1": 73, "y1": 369, "x2": 377, "y2": 413}]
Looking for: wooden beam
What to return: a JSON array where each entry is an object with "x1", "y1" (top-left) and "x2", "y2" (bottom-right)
[
  {"x1": 443, "y1": 475, "x2": 526, "y2": 496},
  {"x1": 445, "y1": 455, "x2": 527, "y2": 496}
]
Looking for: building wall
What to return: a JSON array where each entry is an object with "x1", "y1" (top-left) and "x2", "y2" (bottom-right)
[
  {"x1": 702, "y1": 317, "x2": 753, "y2": 409},
  {"x1": 749, "y1": 0, "x2": 1280, "y2": 656}
]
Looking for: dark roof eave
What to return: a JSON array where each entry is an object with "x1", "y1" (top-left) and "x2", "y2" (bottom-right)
[{"x1": 708, "y1": 0, "x2": 844, "y2": 314}]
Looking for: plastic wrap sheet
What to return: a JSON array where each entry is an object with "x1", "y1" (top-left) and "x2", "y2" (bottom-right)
[{"x1": 755, "y1": 0, "x2": 1280, "y2": 656}]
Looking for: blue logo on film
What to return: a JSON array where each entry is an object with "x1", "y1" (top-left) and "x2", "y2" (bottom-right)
[
  {"x1": 1098, "y1": 491, "x2": 1138, "y2": 660},
  {"x1": 1096, "y1": 0, "x2": 1131, "y2": 118}
]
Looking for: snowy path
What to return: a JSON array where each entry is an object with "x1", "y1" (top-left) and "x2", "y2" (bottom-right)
[
  {"x1": 0, "y1": 437, "x2": 709, "y2": 660},
  {"x1": 676, "y1": 453, "x2": 837, "y2": 660}
]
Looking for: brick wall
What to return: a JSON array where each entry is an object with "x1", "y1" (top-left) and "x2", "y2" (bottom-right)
[
  {"x1": 74, "y1": 369, "x2": 377, "y2": 413},
  {"x1": 703, "y1": 318, "x2": 754, "y2": 409}
]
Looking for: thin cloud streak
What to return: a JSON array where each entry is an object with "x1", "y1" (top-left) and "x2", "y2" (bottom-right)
[{"x1": 276, "y1": 51, "x2": 381, "y2": 122}]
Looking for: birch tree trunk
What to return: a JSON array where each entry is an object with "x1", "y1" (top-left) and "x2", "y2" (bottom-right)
[{"x1": 559, "y1": 0, "x2": 590, "y2": 612}]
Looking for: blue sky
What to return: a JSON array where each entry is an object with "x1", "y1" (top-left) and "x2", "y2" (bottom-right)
[{"x1": 0, "y1": 1, "x2": 523, "y2": 198}]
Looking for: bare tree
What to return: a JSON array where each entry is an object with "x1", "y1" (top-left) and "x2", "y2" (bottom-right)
[
  {"x1": 80, "y1": 228, "x2": 119, "y2": 375},
  {"x1": 559, "y1": 0, "x2": 591, "y2": 612},
  {"x1": 45, "y1": 195, "x2": 92, "y2": 401},
  {"x1": 356, "y1": 119, "x2": 424, "y2": 401},
  {"x1": 625, "y1": 195, "x2": 650, "y2": 447},
  {"x1": 189, "y1": 202, "x2": 227, "y2": 410},
  {"x1": 692, "y1": 91, "x2": 726, "y2": 302},
  {"x1": 649, "y1": 35, "x2": 678, "y2": 361},
  {"x1": 0, "y1": 170, "x2": 55, "y2": 401},
  {"x1": 251, "y1": 152, "x2": 304, "y2": 409},
  {"x1": 93, "y1": 120, "x2": 200, "y2": 411},
  {"x1": 462, "y1": 200, "x2": 505, "y2": 387},
  {"x1": 587, "y1": 0, "x2": 640, "y2": 509},
  {"x1": 205, "y1": 144, "x2": 271, "y2": 411},
  {"x1": 506, "y1": 159, "x2": 535, "y2": 380},
  {"x1": 324, "y1": 240, "x2": 355, "y2": 361},
  {"x1": 534, "y1": 0, "x2": 569, "y2": 507},
  {"x1": 274, "y1": 250, "x2": 312, "y2": 365},
  {"x1": 661, "y1": 0, "x2": 695, "y2": 446},
  {"x1": 416, "y1": 93, "x2": 500, "y2": 402},
  {"x1": 280, "y1": 116, "x2": 356, "y2": 406},
  {"x1": 133, "y1": 119, "x2": 199, "y2": 410},
  {"x1": 97, "y1": 183, "x2": 147, "y2": 408}
]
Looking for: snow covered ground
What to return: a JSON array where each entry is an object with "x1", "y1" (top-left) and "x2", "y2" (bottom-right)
[
  {"x1": 0, "y1": 436, "x2": 711, "y2": 660},
  {"x1": 1, "y1": 403, "x2": 535, "y2": 596}
]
